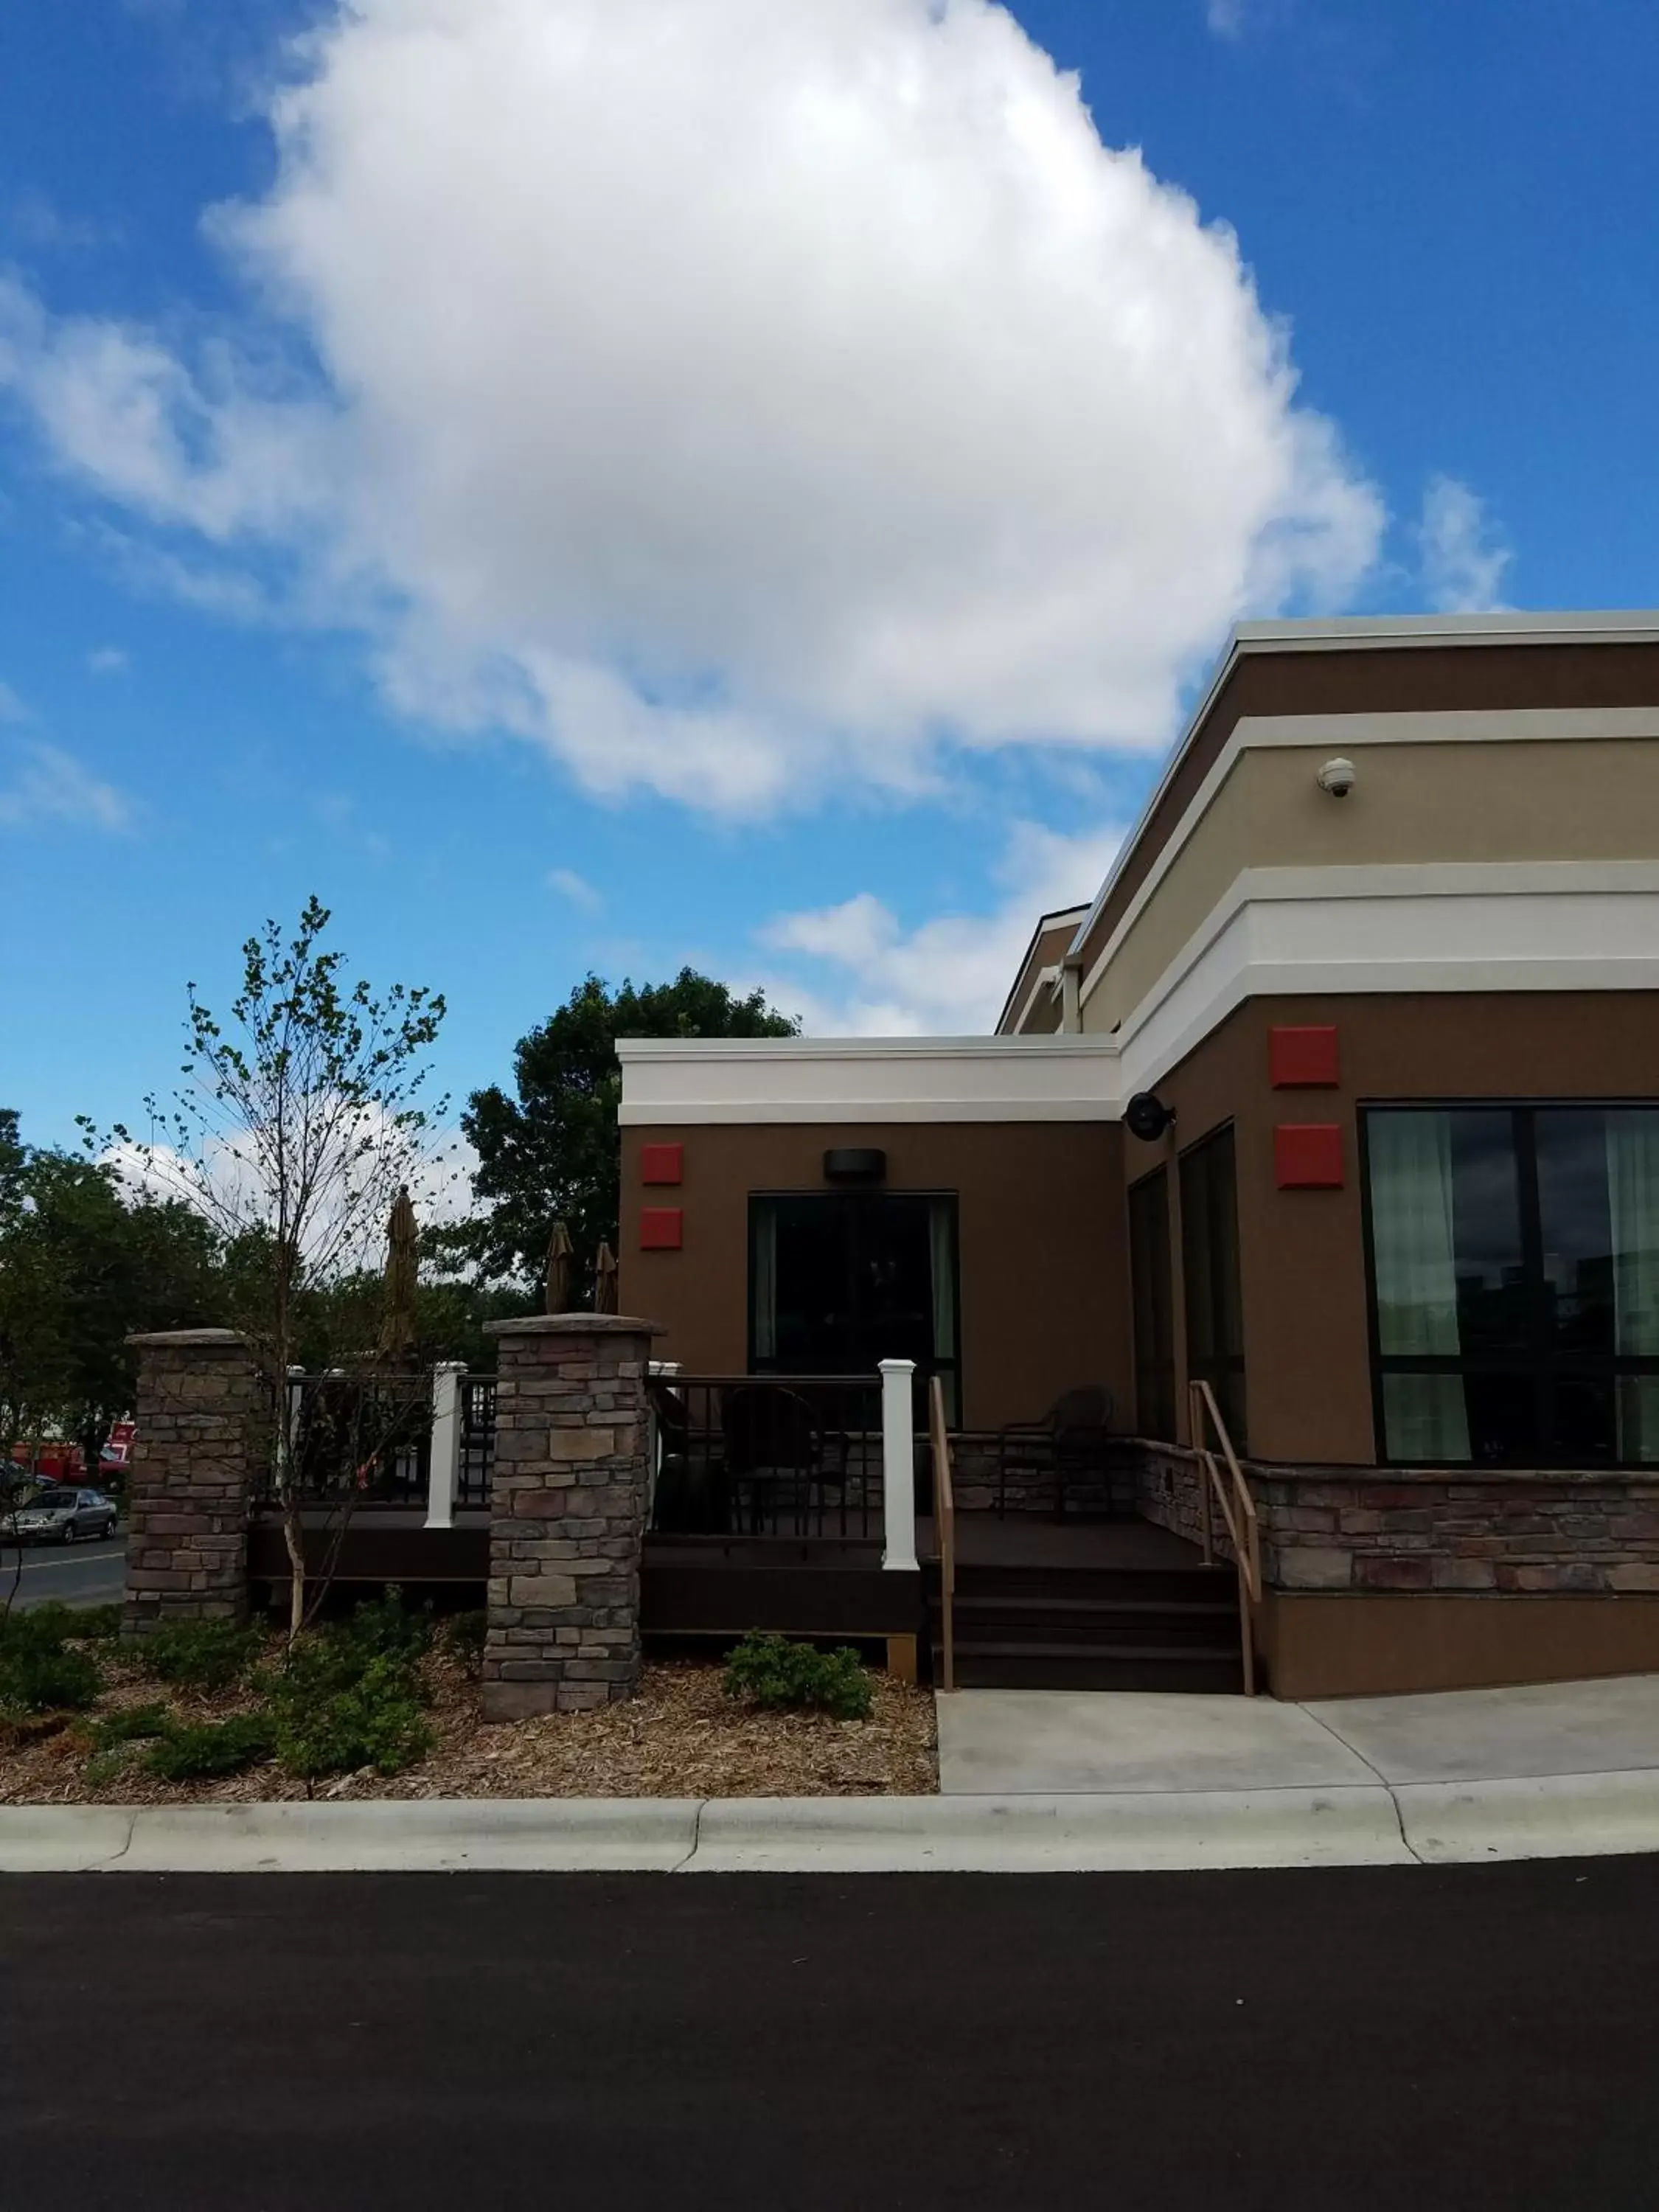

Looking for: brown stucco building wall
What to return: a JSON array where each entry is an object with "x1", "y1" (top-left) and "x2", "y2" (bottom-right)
[
  {"x1": 1133, "y1": 989, "x2": 1659, "y2": 1467},
  {"x1": 1072, "y1": 636, "x2": 1659, "y2": 980},
  {"x1": 620, "y1": 1120, "x2": 1127, "y2": 1431}
]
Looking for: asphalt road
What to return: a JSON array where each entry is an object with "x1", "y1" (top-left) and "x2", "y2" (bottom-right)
[
  {"x1": 1, "y1": 1534, "x2": 124, "y2": 1611},
  {"x1": 4, "y1": 1859, "x2": 1658, "y2": 2210}
]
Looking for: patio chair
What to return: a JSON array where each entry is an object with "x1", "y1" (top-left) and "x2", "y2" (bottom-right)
[
  {"x1": 647, "y1": 1381, "x2": 730, "y2": 1534},
  {"x1": 995, "y1": 1386, "x2": 1116, "y2": 1520},
  {"x1": 723, "y1": 1385, "x2": 821, "y2": 1536}
]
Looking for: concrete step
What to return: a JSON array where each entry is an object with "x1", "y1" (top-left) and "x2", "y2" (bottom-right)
[
  {"x1": 950, "y1": 1563, "x2": 1236, "y2": 1607},
  {"x1": 941, "y1": 1641, "x2": 1245, "y2": 1694},
  {"x1": 952, "y1": 1596, "x2": 1239, "y2": 1652}
]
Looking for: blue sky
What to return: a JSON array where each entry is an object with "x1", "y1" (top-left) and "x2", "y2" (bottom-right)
[{"x1": 2, "y1": 0, "x2": 1656, "y2": 1155}]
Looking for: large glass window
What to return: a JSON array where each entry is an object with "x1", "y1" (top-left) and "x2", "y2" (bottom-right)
[
  {"x1": 1180, "y1": 1124, "x2": 1246, "y2": 1449},
  {"x1": 1363, "y1": 1105, "x2": 1659, "y2": 1465},
  {"x1": 750, "y1": 1194, "x2": 960, "y2": 1420},
  {"x1": 1128, "y1": 1168, "x2": 1177, "y2": 1441}
]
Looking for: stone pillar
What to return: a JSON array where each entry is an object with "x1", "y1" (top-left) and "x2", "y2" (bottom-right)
[
  {"x1": 123, "y1": 1328, "x2": 260, "y2": 1633},
  {"x1": 481, "y1": 1313, "x2": 661, "y2": 1720}
]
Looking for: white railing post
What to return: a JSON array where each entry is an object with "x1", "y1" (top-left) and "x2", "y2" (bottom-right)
[
  {"x1": 878, "y1": 1358, "x2": 918, "y2": 1572},
  {"x1": 426, "y1": 1362, "x2": 465, "y2": 1530}
]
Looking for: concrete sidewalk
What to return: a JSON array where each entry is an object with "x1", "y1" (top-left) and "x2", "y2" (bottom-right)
[{"x1": 933, "y1": 1673, "x2": 1659, "y2": 1796}]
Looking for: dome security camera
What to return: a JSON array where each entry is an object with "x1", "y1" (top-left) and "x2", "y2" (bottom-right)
[{"x1": 1317, "y1": 756, "x2": 1357, "y2": 798}]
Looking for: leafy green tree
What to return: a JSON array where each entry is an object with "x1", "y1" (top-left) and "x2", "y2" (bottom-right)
[
  {"x1": 463, "y1": 970, "x2": 798, "y2": 1290},
  {"x1": 0, "y1": 1121, "x2": 220, "y2": 1470},
  {"x1": 105, "y1": 898, "x2": 451, "y2": 1633},
  {"x1": 25, "y1": 1153, "x2": 220, "y2": 1478}
]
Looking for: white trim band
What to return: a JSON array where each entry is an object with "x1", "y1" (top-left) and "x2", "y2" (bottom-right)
[{"x1": 622, "y1": 865, "x2": 1659, "y2": 1125}]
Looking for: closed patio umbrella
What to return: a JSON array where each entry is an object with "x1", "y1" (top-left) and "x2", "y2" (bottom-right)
[
  {"x1": 594, "y1": 1240, "x2": 619, "y2": 1315},
  {"x1": 544, "y1": 1218, "x2": 575, "y2": 1314},
  {"x1": 379, "y1": 1183, "x2": 420, "y2": 1360}
]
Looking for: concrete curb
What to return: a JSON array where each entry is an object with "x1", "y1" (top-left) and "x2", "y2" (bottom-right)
[
  {"x1": 100, "y1": 1798, "x2": 700, "y2": 1873},
  {"x1": 689, "y1": 1787, "x2": 1412, "y2": 1871},
  {"x1": 1396, "y1": 1768, "x2": 1659, "y2": 1865},
  {"x1": 0, "y1": 1806, "x2": 140, "y2": 1871},
  {"x1": 7, "y1": 1771, "x2": 1659, "y2": 1874}
]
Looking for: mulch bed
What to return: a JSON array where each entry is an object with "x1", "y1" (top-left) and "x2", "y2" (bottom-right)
[{"x1": 0, "y1": 1638, "x2": 939, "y2": 1806}]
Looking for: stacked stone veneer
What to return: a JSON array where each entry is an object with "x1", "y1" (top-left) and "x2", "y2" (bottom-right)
[
  {"x1": 123, "y1": 1329, "x2": 259, "y2": 1632},
  {"x1": 1134, "y1": 1439, "x2": 1659, "y2": 1595},
  {"x1": 480, "y1": 1314, "x2": 661, "y2": 1720},
  {"x1": 942, "y1": 1433, "x2": 1138, "y2": 1517}
]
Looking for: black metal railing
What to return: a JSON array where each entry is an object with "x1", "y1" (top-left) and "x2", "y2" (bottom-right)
[
  {"x1": 459, "y1": 1374, "x2": 497, "y2": 1508},
  {"x1": 648, "y1": 1375, "x2": 883, "y2": 1540},
  {"x1": 260, "y1": 1371, "x2": 434, "y2": 1509}
]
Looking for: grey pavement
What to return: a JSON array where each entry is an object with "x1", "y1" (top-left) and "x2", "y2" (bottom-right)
[
  {"x1": 1307, "y1": 1672, "x2": 1659, "y2": 1782},
  {"x1": 5, "y1": 1862, "x2": 1659, "y2": 2211},
  {"x1": 936, "y1": 1672, "x2": 1659, "y2": 1794},
  {"x1": 2, "y1": 1534, "x2": 125, "y2": 1611}
]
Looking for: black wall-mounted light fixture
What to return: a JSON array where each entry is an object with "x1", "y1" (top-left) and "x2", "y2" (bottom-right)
[
  {"x1": 823, "y1": 1147, "x2": 887, "y2": 1183},
  {"x1": 1124, "y1": 1092, "x2": 1176, "y2": 1143}
]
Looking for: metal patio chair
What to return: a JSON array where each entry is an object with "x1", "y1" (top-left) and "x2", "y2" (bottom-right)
[
  {"x1": 995, "y1": 1385, "x2": 1116, "y2": 1520},
  {"x1": 723, "y1": 1385, "x2": 821, "y2": 1536}
]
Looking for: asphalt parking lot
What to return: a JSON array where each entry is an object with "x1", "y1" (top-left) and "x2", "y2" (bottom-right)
[
  {"x1": 2, "y1": 1534, "x2": 125, "y2": 1611},
  {"x1": 4, "y1": 1856, "x2": 1658, "y2": 2211}
]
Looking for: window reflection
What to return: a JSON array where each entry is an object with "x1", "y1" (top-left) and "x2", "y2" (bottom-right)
[{"x1": 1365, "y1": 1105, "x2": 1659, "y2": 1466}]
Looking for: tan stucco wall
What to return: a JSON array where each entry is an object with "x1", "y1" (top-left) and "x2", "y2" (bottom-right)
[
  {"x1": 1259, "y1": 1592, "x2": 1659, "y2": 1700},
  {"x1": 1069, "y1": 639, "x2": 1659, "y2": 985},
  {"x1": 619, "y1": 1120, "x2": 1128, "y2": 1431},
  {"x1": 1080, "y1": 737, "x2": 1659, "y2": 1035},
  {"x1": 1133, "y1": 991, "x2": 1659, "y2": 1466}
]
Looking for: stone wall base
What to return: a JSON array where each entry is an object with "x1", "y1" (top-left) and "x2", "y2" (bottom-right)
[
  {"x1": 1125, "y1": 1436, "x2": 1659, "y2": 1597},
  {"x1": 939, "y1": 1433, "x2": 1139, "y2": 1518}
]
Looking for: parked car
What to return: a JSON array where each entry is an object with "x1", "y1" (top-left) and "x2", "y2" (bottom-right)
[{"x1": 6, "y1": 1484, "x2": 120, "y2": 1545}]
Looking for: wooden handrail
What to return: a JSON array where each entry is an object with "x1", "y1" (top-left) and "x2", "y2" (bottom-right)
[
  {"x1": 1188, "y1": 1378, "x2": 1263, "y2": 1697},
  {"x1": 929, "y1": 1376, "x2": 956, "y2": 1694}
]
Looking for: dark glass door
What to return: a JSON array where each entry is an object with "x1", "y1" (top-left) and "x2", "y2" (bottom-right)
[
  {"x1": 1128, "y1": 1167, "x2": 1177, "y2": 1440},
  {"x1": 751, "y1": 1194, "x2": 959, "y2": 1412}
]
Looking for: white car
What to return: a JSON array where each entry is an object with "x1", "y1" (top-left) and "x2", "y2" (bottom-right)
[{"x1": 7, "y1": 1484, "x2": 121, "y2": 1545}]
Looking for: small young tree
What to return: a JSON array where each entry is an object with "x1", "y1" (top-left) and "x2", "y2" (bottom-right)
[{"x1": 105, "y1": 898, "x2": 450, "y2": 1634}]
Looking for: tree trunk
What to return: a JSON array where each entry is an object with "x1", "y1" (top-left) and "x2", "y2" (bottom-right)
[
  {"x1": 80, "y1": 1416, "x2": 110, "y2": 1487},
  {"x1": 281, "y1": 1491, "x2": 306, "y2": 1640}
]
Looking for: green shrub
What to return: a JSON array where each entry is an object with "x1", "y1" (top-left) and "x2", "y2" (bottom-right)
[
  {"x1": 144, "y1": 1713, "x2": 276, "y2": 1782},
  {"x1": 722, "y1": 1631, "x2": 874, "y2": 1721},
  {"x1": 89, "y1": 1702, "x2": 172, "y2": 1749},
  {"x1": 0, "y1": 1609, "x2": 102, "y2": 1712},
  {"x1": 336, "y1": 1587, "x2": 433, "y2": 1667},
  {"x1": 4, "y1": 1600, "x2": 76, "y2": 1644},
  {"x1": 138, "y1": 1618, "x2": 262, "y2": 1694},
  {"x1": 271, "y1": 1652, "x2": 433, "y2": 1781},
  {"x1": 442, "y1": 1609, "x2": 487, "y2": 1668},
  {"x1": 254, "y1": 1595, "x2": 436, "y2": 1786},
  {"x1": 73, "y1": 1604, "x2": 125, "y2": 1644}
]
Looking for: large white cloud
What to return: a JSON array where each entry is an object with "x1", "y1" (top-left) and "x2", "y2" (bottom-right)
[{"x1": 0, "y1": 0, "x2": 1383, "y2": 812}]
